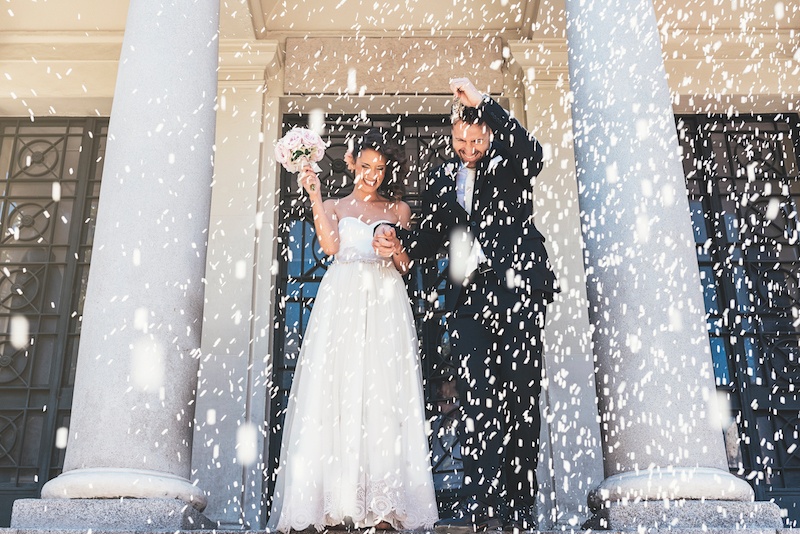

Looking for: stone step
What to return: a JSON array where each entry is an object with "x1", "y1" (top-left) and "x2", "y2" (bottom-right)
[
  {"x1": 5, "y1": 526, "x2": 797, "y2": 533},
  {"x1": 6, "y1": 498, "x2": 797, "y2": 534}
]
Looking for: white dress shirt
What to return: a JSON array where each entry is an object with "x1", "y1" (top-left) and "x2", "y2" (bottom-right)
[{"x1": 455, "y1": 164, "x2": 487, "y2": 277}]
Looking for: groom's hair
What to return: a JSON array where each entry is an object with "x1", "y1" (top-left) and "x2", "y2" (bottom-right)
[{"x1": 450, "y1": 104, "x2": 484, "y2": 126}]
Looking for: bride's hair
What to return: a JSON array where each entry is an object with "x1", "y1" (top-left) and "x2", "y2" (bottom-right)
[{"x1": 350, "y1": 128, "x2": 407, "y2": 201}]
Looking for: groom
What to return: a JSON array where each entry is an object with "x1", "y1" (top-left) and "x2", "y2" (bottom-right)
[{"x1": 374, "y1": 77, "x2": 558, "y2": 532}]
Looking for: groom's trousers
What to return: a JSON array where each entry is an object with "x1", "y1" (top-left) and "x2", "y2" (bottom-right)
[{"x1": 449, "y1": 266, "x2": 547, "y2": 512}]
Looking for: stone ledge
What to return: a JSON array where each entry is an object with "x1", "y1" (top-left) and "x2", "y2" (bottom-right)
[
  {"x1": 587, "y1": 500, "x2": 785, "y2": 531},
  {"x1": 10, "y1": 499, "x2": 214, "y2": 531},
  {"x1": 0, "y1": 529, "x2": 796, "y2": 534}
]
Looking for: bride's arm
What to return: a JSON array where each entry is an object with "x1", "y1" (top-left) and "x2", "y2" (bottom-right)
[
  {"x1": 314, "y1": 199, "x2": 340, "y2": 256},
  {"x1": 389, "y1": 201, "x2": 412, "y2": 275},
  {"x1": 300, "y1": 165, "x2": 340, "y2": 255}
]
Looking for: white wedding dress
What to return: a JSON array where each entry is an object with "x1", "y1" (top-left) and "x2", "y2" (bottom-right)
[{"x1": 267, "y1": 217, "x2": 439, "y2": 533}]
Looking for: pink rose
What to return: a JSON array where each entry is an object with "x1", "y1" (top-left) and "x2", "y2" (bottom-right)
[
  {"x1": 314, "y1": 137, "x2": 327, "y2": 160},
  {"x1": 283, "y1": 130, "x2": 303, "y2": 151},
  {"x1": 300, "y1": 129, "x2": 326, "y2": 162},
  {"x1": 299, "y1": 128, "x2": 318, "y2": 147},
  {"x1": 274, "y1": 142, "x2": 290, "y2": 165}
]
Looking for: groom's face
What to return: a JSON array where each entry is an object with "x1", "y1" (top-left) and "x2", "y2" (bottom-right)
[{"x1": 452, "y1": 120, "x2": 490, "y2": 168}]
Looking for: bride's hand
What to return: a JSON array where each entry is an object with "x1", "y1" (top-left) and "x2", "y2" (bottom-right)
[
  {"x1": 373, "y1": 236, "x2": 397, "y2": 258},
  {"x1": 373, "y1": 225, "x2": 401, "y2": 258},
  {"x1": 300, "y1": 165, "x2": 321, "y2": 196}
]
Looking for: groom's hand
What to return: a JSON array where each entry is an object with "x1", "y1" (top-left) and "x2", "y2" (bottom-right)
[{"x1": 449, "y1": 77, "x2": 484, "y2": 108}]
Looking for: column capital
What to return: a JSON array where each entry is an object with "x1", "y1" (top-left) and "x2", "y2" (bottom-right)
[
  {"x1": 506, "y1": 39, "x2": 569, "y2": 90},
  {"x1": 218, "y1": 39, "x2": 281, "y2": 88}
]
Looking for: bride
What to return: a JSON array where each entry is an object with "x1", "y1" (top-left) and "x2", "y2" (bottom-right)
[{"x1": 267, "y1": 128, "x2": 439, "y2": 532}]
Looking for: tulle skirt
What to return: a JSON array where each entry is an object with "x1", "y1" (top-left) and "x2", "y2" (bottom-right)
[{"x1": 267, "y1": 259, "x2": 439, "y2": 532}]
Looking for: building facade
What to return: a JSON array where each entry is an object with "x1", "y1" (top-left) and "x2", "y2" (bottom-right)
[{"x1": 0, "y1": 0, "x2": 798, "y2": 530}]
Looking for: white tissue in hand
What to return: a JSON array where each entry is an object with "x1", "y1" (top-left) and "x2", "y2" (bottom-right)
[{"x1": 448, "y1": 227, "x2": 473, "y2": 282}]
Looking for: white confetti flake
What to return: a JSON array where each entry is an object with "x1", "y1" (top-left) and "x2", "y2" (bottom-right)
[
  {"x1": 236, "y1": 423, "x2": 258, "y2": 466},
  {"x1": 10, "y1": 315, "x2": 29, "y2": 349},
  {"x1": 308, "y1": 108, "x2": 325, "y2": 135},
  {"x1": 447, "y1": 227, "x2": 473, "y2": 282},
  {"x1": 235, "y1": 260, "x2": 247, "y2": 280},
  {"x1": 605, "y1": 162, "x2": 619, "y2": 184},
  {"x1": 130, "y1": 338, "x2": 165, "y2": 391},
  {"x1": 55, "y1": 427, "x2": 69, "y2": 449},
  {"x1": 634, "y1": 214, "x2": 650, "y2": 243},
  {"x1": 765, "y1": 198, "x2": 781, "y2": 221},
  {"x1": 134, "y1": 307, "x2": 149, "y2": 332}
]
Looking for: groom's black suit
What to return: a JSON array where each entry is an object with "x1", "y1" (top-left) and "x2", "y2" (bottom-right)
[{"x1": 397, "y1": 96, "x2": 557, "y2": 522}]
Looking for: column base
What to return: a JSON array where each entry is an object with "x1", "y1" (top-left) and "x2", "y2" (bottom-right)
[
  {"x1": 589, "y1": 467, "x2": 756, "y2": 508},
  {"x1": 10, "y1": 498, "x2": 214, "y2": 530},
  {"x1": 583, "y1": 499, "x2": 784, "y2": 531},
  {"x1": 40, "y1": 467, "x2": 207, "y2": 511}
]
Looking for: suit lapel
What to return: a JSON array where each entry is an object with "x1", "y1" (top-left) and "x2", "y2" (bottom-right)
[
  {"x1": 470, "y1": 147, "x2": 502, "y2": 219},
  {"x1": 437, "y1": 159, "x2": 466, "y2": 217},
  {"x1": 470, "y1": 152, "x2": 491, "y2": 219}
]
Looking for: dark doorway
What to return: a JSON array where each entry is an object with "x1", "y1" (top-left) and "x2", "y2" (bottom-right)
[
  {"x1": 0, "y1": 118, "x2": 106, "y2": 526},
  {"x1": 679, "y1": 113, "x2": 800, "y2": 527}
]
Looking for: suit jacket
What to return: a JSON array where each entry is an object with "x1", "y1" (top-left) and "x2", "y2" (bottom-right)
[{"x1": 398, "y1": 96, "x2": 558, "y2": 312}]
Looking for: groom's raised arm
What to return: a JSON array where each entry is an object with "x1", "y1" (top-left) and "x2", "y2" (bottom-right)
[{"x1": 480, "y1": 96, "x2": 544, "y2": 180}]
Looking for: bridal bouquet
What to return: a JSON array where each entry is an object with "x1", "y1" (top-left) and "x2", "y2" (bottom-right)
[{"x1": 274, "y1": 127, "x2": 327, "y2": 191}]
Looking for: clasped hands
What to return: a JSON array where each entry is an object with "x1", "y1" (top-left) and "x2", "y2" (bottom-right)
[{"x1": 373, "y1": 224, "x2": 402, "y2": 258}]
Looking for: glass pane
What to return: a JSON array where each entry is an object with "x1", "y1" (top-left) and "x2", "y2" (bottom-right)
[{"x1": 709, "y1": 337, "x2": 730, "y2": 386}]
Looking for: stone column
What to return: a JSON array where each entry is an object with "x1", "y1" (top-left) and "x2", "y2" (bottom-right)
[
  {"x1": 564, "y1": 0, "x2": 781, "y2": 529},
  {"x1": 12, "y1": 0, "x2": 219, "y2": 529}
]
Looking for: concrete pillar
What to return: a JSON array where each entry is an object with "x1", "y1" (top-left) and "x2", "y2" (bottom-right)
[
  {"x1": 564, "y1": 0, "x2": 781, "y2": 529},
  {"x1": 12, "y1": 0, "x2": 220, "y2": 529}
]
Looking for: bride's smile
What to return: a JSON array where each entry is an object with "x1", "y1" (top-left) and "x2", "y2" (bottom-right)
[{"x1": 354, "y1": 148, "x2": 387, "y2": 192}]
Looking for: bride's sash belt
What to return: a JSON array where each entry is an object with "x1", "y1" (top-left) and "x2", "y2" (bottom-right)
[{"x1": 333, "y1": 248, "x2": 393, "y2": 268}]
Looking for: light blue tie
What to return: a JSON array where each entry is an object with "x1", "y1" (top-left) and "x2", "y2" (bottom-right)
[{"x1": 455, "y1": 164, "x2": 470, "y2": 213}]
